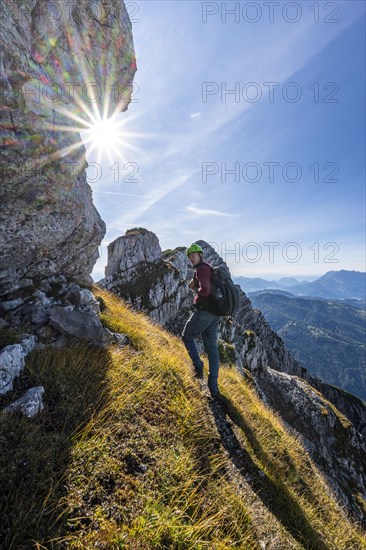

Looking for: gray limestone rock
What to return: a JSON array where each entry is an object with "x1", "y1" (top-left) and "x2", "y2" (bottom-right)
[
  {"x1": 4, "y1": 386, "x2": 45, "y2": 417},
  {"x1": 30, "y1": 291, "x2": 55, "y2": 325},
  {"x1": 0, "y1": 336, "x2": 36, "y2": 394},
  {"x1": 0, "y1": 0, "x2": 137, "y2": 296},
  {"x1": 0, "y1": 318, "x2": 8, "y2": 329},
  {"x1": 105, "y1": 228, "x2": 162, "y2": 276},
  {"x1": 99, "y1": 228, "x2": 191, "y2": 332},
  {"x1": 48, "y1": 305, "x2": 112, "y2": 346},
  {"x1": 162, "y1": 247, "x2": 190, "y2": 279},
  {"x1": 111, "y1": 332, "x2": 130, "y2": 347},
  {"x1": 1, "y1": 298, "x2": 24, "y2": 311},
  {"x1": 63, "y1": 287, "x2": 101, "y2": 314},
  {"x1": 256, "y1": 367, "x2": 366, "y2": 524}
]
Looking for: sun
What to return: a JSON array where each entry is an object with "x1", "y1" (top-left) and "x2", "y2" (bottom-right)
[
  {"x1": 84, "y1": 116, "x2": 123, "y2": 156},
  {"x1": 36, "y1": 93, "x2": 148, "y2": 176}
]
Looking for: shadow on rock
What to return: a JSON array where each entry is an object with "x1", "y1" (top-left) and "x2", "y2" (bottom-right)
[{"x1": 208, "y1": 394, "x2": 330, "y2": 550}]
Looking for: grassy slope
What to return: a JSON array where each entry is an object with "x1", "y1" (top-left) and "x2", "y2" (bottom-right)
[{"x1": 0, "y1": 285, "x2": 364, "y2": 549}]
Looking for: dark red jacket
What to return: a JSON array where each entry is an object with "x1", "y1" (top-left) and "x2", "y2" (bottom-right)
[{"x1": 193, "y1": 261, "x2": 213, "y2": 307}]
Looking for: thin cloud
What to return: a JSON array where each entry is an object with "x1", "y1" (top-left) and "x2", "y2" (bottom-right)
[
  {"x1": 187, "y1": 205, "x2": 239, "y2": 217},
  {"x1": 93, "y1": 191, "x2": 151, "y2": 197}
]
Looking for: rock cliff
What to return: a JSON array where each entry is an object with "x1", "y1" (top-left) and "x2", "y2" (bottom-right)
[
  {"x1": 100, "y1": 228, "x2": 192, "y2": 331},
  {"x1": 99, "y1": 227, "x2": 366, "y2": 526},
  {"x1": 0, "y1": 0, "x2": 136, "y2": 294},
  {"x1": 0, "y1": 0, "x2": 136, "y2": 414}
]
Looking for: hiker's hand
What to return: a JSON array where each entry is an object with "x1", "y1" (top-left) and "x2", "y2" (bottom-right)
[{"x1": 188, "y1": 279, "x2": 198, "y2": 290}]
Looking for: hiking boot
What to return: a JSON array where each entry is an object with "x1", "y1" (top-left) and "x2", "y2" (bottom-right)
[
  {"x1": 194, "y1": 366, "x2": 204, "y2": 379},
  {"x1": 208, "y1": 387, "x2": 220, "y2": 398},
  {"x1": 192, "y1": 360, "x2": 204, "y2": 379}
]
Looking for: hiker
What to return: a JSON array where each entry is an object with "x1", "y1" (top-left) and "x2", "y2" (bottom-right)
[{"x1": 182, "y1": 243, "x2": 221, "y2": 398}]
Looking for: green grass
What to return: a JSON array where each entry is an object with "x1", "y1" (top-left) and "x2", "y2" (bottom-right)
[
  {"x1": 0, "y1": 326, "x2": 25, "y2": 349},
  {"x1": 0, "y1": 285, "x2": 365, "y2": 549}
]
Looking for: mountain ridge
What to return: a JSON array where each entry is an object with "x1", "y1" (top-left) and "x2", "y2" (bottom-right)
[
  {"x1": 247, "y1": 291, "x2": 366, "y2": 402},
  {"x1": 234, "y1": 270, "x2": 366, "y2": 300}
]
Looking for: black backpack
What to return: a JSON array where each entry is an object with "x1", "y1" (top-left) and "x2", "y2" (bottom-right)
[
  {"x1": 209, "y1": 264, "x2": 241, "y2": 316},
  {"x1": 194, "y1": 261, "x2": 240, "y2": 316}
]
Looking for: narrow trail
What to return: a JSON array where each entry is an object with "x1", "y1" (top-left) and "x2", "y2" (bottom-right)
[{"x1": 196, "y1": 377, "x2": 306, "y2": 550}]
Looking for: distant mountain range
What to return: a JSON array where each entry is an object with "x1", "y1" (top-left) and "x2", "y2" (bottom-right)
[
  {"x1": 247, "y1": 290, "x2": 366, "y2": 401},
  {"x1": 234, "y1": 270, "x2": 366, "y2": 300}
]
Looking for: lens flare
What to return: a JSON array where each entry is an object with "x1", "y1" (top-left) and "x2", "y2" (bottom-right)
[{"x1": 85, "y1": 117, "x2": 122, "y2": 152}]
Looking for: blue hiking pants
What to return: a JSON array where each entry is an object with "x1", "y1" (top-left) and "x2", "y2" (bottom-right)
[{"x1": 182, "y1": 308, "x2": 220, "y2": 393}]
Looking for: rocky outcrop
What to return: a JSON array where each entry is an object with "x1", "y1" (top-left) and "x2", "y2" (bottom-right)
[
  {"x1": 311, "y1": 379, "x2": 366, "y2": 439},
  {"x1": 48, "y1": 304, "x2": 111, "y2": 346},
  {"x1": 99, "y1": 227, "x2": 366, "y2": 525},
  {"x1": 3, "y1": 386, "x2": 45, "y2": 417},
  {"x1": 255, "y1": 368, "x2": 366, "y2": 523},
  {"x1": 0, "y1": 277, "x2": 115, "y2": 348},
  {"x1": 99, "y1": 228, "x2": 192, "y2": 330},
  {"x1": 0, "y1": 0, "x2": 136, "y2": 295},
  {"x1": 0, "y1": 336, "x2": 36, "y2": 394},
  {"x1": 106, "y1": 229, "x2": 163, "y2": 276},
  {"x1": 0, "y1": 276, "x2": 131, "y2": 418}
]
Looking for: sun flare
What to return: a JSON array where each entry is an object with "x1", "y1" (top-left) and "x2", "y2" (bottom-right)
[{"x1": 84, "y1": 117, "x2": 123, "y2": 154}]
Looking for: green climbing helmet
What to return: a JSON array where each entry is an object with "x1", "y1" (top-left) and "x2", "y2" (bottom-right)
[{"x1": 186, "y1": 243, "x2": 203, "y2": 257}]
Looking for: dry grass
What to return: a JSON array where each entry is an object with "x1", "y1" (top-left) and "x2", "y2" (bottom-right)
[{"x1": 0, "y1": 285, "x2": 364, "y2": 549}]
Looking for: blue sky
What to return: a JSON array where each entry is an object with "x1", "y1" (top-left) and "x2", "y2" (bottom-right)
[{"x1": 83, "y1": 0, "x2": 365, "y2": 281}]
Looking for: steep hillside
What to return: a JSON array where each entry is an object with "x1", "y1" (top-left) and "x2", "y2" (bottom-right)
[
  {"x1": 98, "y1": 230, "x2": 366, "y2": 469},
  {"x1": 248, "y1": 292, "x2": 366, "y2": 401},
  {"x1": 1, "y1": 287, "x2": 365, "y2": 549}
]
